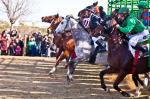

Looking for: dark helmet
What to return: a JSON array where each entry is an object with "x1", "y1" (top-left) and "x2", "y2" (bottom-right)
[
  {"x1": 118, "y1": 7, "x2": 129, "y2": 14},
  {"x1": 99, "y1": 6, "x2": 103, "y2": 11}
]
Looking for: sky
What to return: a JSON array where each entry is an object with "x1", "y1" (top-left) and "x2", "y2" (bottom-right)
[{"x1": 0, "y1": 0, "x2": 108, "y2": 26}]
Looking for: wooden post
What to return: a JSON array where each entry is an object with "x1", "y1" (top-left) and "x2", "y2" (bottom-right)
[{"x1": 23, "y1": 35, "x2": 28, "y2": 56}]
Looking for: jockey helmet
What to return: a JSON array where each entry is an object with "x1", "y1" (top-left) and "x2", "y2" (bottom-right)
[
  {"x1": 138, "y1": 1, "x2": 148, "y2": 9},
  {"x1": 118, "y1": 7, "x2": 129, "y2": 14},
  {"x1": 99, "y1": 6, "x2": 103, "y2": 11}
]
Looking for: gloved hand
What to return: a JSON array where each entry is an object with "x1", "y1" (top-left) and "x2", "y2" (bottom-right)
[{"x1": 116, "y1": 24, "x2": 120, "y2": 28}]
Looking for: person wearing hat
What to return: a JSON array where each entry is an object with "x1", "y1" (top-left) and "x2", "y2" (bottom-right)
[
  {"x1": 113, "y1": 7, "x2": 149, "y2": 56},
  {"x1": 137, "y1": 1, "x2": 149, "y2": 26},
  {"x1": 99, "y1": 6, "x2": 106, "y2": 20}
]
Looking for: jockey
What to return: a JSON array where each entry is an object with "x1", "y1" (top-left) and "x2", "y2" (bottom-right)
[
  {"x1": 99, "y1": 6, "x2": 106, "y2": 20},
  {"x1": 114, "y1": 7, "x2": 149, "y2": 55},
  {"x1": 137, "y1": 1, "x2": 149, "y2": 26}
]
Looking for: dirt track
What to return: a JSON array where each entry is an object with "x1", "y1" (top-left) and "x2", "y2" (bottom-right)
[{"x1": 0, "y1": 56, "x2": 149, "y2": 99}]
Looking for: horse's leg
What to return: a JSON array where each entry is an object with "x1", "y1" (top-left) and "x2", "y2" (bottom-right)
[
  {"x1": 66, "y1": 64, "x2": 73, "y2": 83},
  {"x1": 56, "y1": 48, "x2": 62, "y2": 59},
  {"x1": 132, "y1": 74, "x2": 144, "y2": 87},
  {"x1": 56, "y1": 48, "x2": 69, "y2": 68},
  {"x1": 64, "y1": 57, "x2": 70, "y2": 69},
  {"x1": 144, "y1": 73, "x2": 149, "y2": 87},
  {"x1": 66, "y1": 59, "x2": 78, "y2": 83},
  {"x1": 99, "y1": 67, "x2": 116, "y2": 92},
  {"x1": 132, "y1": 74, "x2": 144, "y2": 96},
  {"x1": 49, "y1": 53, "x2": 66, "y2": 74},
  {"x1": 113, "y1": 71, "x2": 130, "y2": 97}
]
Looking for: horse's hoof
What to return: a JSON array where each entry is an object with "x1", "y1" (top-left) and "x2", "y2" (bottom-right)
[
  {"x1": 66, "y1": 75, "x2": 73, "y2": 84},
  {"x1": 49, "y1": 72, "x2": 53, "y2": 75},
  {"x1": 144, "y1": 77, "x2": 149, "y2": 87},
  {"x1": 49, "y1": 67, "x2": 56, "y2": 75},
  {"x1": 135, "y1": 91, "x2": 141, "y2": 97},
  {"x1": 101, "y1": 85, "x2": 107, "y2": 91},
  {"x1": 67, "y1": 74, "x2": 73, "y2": 81},
  {"x1": 106, "y1": 88, "x2": 110, "y2": 93},
  {"x1": 121, "y1": 91, "x2": 130, "y2": 97}
]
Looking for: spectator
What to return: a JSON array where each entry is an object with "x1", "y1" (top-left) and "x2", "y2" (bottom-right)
[
  {"x1": 10, "y1": 30, "x2": 17, "y2": 39},
  {"x1": 27, "y1": 37, "x2": 37, "y2": 56},
  {"x1": 0, "y1": 30, "x2": 8, "y2": 55},
  {"x1": 8, "y1": 39, "x2": 16, "y2": 55},
  {"x1": 15, "y1": 38, "x2": 24, "y2": 56},
  {"x1": 15, "y1": 45, "x2": 22, "y2": 56}
]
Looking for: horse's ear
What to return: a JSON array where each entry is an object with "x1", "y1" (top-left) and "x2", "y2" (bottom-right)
[
  {"x1": 57, "y1": 13, "x2": 59, "y2": 17},
  {"x1": 55, "y1": 13, "x2": 59, "y2": 18},
  {"x1": 41, "y1": 17, "x2": 44, "y2": 21}
]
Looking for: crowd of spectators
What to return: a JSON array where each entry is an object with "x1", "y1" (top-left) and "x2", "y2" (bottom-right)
[{"x1": 0, "y1": 30, "x2": 56, "y2": 57}]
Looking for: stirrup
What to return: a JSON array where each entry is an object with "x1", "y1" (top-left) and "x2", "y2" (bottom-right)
[{"x1": 142, "y1": 51, "x2": 149, "y2": 57}]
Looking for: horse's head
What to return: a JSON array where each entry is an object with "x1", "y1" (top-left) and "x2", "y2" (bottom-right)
[
  {"x1": 41, "y1": 16, "x2": 53, "y2": 23},
  {"x1": 55, "y1": 15, "x2": 77, "y2": 34},
  {"x1": 78, "y1": 9, "x2": 91, "y2": 18},
  {"x1": 41, "y1": 14, "x2": 60, "y2": 23},
  {"x1": 42, "y1": 14, "x2": 63, "y2": 34}
]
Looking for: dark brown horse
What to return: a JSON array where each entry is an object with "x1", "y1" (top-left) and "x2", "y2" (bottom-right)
[
  {"x1": 78, "y1": 8, "x2": 149, "y2": 96},
  {"x1": 95, "y1": 22, "x2": 149, "y2": 97}
]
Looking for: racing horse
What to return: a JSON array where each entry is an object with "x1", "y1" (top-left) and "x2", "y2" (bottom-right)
[
  {"x1": 49, "y1": 15, "x2": 92, "y2": 82},
  {"x1": 41, "y1": 14, "x2": 64, "y2": 59},
  {"x1": 84, "y1": 9, "x2": 149, "y2": 96},
  {"x1": 94, "y1": 18, "x2": 150, "y2": 97}
]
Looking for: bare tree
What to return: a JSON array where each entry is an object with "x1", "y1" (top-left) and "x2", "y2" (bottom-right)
[{"x1": 0, "y1": 0, "x2": 29, "y2": 31}]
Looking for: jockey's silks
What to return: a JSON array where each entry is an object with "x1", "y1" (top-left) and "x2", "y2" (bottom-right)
[{"x1": 118, "y1": 15, "x2": 145, "y2": 34}]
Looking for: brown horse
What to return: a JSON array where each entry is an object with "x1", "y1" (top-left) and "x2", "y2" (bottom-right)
[
  {"x1": 41, "y1": 14, "x2": 65, "y2": 59},
  {"x1": 49, "y1": 15, "x2": 92, "y2": 82},
  {"x1": 95, "y1": 22, "x2": 149, "y2": 97},
  {"x1": 79, "y1": 8, "x2": 149, "y2": 96}
]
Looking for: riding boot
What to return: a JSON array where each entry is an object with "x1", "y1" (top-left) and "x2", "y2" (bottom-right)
[{"x1": 133, "y1": 44, "x2": 147, "y2": 55}]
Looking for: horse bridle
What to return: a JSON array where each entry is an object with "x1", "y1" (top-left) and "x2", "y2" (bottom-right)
[{"x1": 63, "y1": 17, "x2": 73, "y2": 33}]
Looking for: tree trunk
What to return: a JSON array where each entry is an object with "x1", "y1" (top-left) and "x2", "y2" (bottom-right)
[
  {"x1": 23, "y1": 35, "x2": 28, "y2": 56},
  {"x1": 10, "y1": 23, "x2": 14, "y2": 31}
]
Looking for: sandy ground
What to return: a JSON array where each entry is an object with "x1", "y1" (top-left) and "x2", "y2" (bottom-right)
[{"x1": 0, "y1": 56, "x2": 149, "y2": 99}]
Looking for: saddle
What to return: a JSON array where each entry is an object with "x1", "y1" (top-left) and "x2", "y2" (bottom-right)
[{"x1": 62, "y1": 31, "x2": 72, "y2": 40}]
